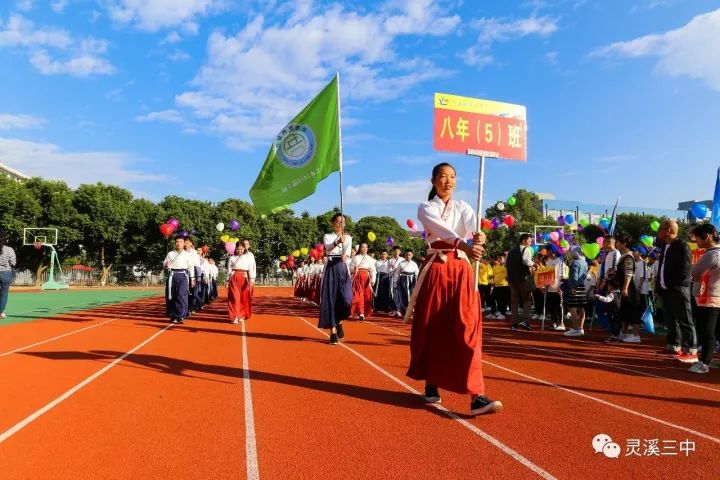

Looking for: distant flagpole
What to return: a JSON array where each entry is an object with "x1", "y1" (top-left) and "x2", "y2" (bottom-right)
[{"x1": 336, "y1": 71, "x2": 345, "y2": 221}]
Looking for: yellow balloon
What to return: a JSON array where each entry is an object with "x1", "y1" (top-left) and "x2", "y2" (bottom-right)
[
  {"x1": 300, "y1": 247, "x2": 309, "y2": 255},
  {"x1": 293, "y1": 250, "x2": 300, "y2": 257},
  {"x1": 231, "y1": 237, "x2": 240, "y2": 243},
  {"x1": 368, "y1": 231, "x2": 376, "y2": 241},
  {"x1": 280, "y1": 256, "x2": 287, "y2": 262},
  {"x1": 220, "y1": 234, "x2": 230, "y2": 242}
]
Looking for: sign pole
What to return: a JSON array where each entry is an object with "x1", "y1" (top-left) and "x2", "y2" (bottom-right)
[{"x1": 467, "y1": 149, "x2": 497, "y2": 291}]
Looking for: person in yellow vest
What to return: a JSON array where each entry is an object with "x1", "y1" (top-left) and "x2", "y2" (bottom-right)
[
  {"x1": 478, "y1": 258, "x2": 494, "y2": 313},
  {"x1": 488, "y1": 254, "x2": 510, "y2": 320}
]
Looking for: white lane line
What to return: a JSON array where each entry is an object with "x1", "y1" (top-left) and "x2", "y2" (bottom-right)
[
  {"x1": 0, "y1": 324, "x2": 173, "y2": 445},
  {"x1": 367, "y1": 321, "x2": 720, "y2": 445},
  {"x1": 0, "y1": 319, "x2": 116, "y2": 358},
  {"x1": 491, "y1": 337, "x2": 720, "y2": 394},
  {"x1": 278, "y1": 302, "x2": 556, "y2": 480},
  {"x1": 241, "y1": 320, "x2": 260, "y2": 480}
]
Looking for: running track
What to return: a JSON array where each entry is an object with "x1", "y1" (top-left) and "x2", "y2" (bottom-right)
[{"x1": 0, "y1": 288, "x2": 717, "y2": 479}]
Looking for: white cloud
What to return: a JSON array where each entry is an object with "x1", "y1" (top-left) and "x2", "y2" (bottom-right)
[
  {"x1": 135, "y1": 109, "x2": 184, "y2": 123},
  {"x1": 0, "y1": 113, "x2": 44, "y2": 129},
  {"x1": 0, "y1": 137, "x2": 167, "y2": 187},
  {"x1": 51, "y1": 0, "x2": 69, "y2": 13},
  {"x1": 15, "y1": 0, "x2": 34, "y2": 12},
  {"x1": 0, "y1": 15, "x2": 114, "y2": 77},
  {"x1": 169, "y1": 1, "x2": 457, "y2": 148},
  {"x1": 465, "y1": 15, "x2": 558, "y2": 67},
  {"x1": 105, "y1": 0, "x2": 226, "y2": 32},
  {"x1": 590, "y1": 9, "x2": 720, "y2": 91},
  {"x1": 168, "y1": 49, "x2": 191, "y2": 62},
  {"x1": 161, "y1": 31, "x2": 182, "y2": 44}
]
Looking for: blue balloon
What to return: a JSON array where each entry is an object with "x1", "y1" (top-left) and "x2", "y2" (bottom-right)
[
  {"x1": 565, "y1": 214, "x2": 574, "y2": 225},
  {"x1": 599, "y1": 219, "x2": 610, "y2": 230},
  {"x1": 691, "y1": 203, "x2": 709, "y2": 219}
]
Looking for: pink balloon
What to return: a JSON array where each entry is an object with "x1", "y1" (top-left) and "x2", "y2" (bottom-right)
[
  {"x1": 597, "y1": 236, "x2": 605, "y2": 247},
  {"x1": 224, "y1": 241, "x2": 236, "y2": 255},
  {"x1": 549, "y1": 231, "x2": 559, "y2": 242},
  {"x1": 167, "y1": 218, "x2": 179, "y2": 229}
]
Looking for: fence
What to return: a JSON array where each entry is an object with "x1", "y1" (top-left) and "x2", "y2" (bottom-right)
[{"x1": 12, "y1": 264, "x2": 296, "y2": 288}]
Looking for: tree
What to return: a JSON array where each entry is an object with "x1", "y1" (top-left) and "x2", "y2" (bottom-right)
[
  {"x1": 484, "y1": 189, "x2": 546, "y2": 258},
  {"x1": 73, "y1": 183, "x2": 133, "y2": 285},
  {"x1": 354, "y1": 216, "x2": 411, "y2": 253}
]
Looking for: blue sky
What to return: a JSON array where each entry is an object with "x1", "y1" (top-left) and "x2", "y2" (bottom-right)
[{"x1": 1, "y1": 0, "x2": 719, "y2": 224}]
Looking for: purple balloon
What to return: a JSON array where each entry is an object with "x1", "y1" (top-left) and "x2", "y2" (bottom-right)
[
  {"x1": 421, "y1": 231, "x2": 426, "y2": 240},
  {"x1": 557, "y1": 215, "x2": 566, "y2": 226},
  {"x1": 167, "y1": 218, "x2": 179, "y2": 228},
  {"x1": 386, "y1": 236, "x2": 395, "y2": 246},
  {"x1": 229, "y1": 219, "x2": 240, "y2": 231},
  {"x1": 179, "y1": 230, "x2": 189, "y2": 237},
  {"x1": 190, "y1": 228, "x2": 196, "y2": 235},
  {"x1": 491, "y1": 218, "x2": 500, "y2": 229},
  {"x1": 565, "y1": 234, "x2": 574, "y2": 243}
]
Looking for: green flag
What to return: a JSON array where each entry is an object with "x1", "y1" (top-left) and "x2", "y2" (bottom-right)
[{"x1": 249, "y1": 76, "x2": 341, "y2": 215}]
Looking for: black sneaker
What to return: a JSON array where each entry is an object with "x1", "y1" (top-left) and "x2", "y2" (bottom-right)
[
  {"x1": 329, "y1": 333, "x2": 339, "y2": 345},
  {"x1": 336, "y1": 323, "x2": 345, "y2": 340},
  {"x1": 423, "y1": 384, "x2": 441, "y2": 404},
  {"x1": 177, "y1": 318, "x2": 184, "y2": 324},
  {"x1": 470, "y1": 395, "x2": 503, "y2": 415},
  {"x1": 517, "y1": 321, "x2": 532, "y2": 331}
]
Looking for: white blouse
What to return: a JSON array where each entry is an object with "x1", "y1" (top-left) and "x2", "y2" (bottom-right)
[
  {"x1": 394, "y1": 259, "x2": 419, "y2": 278},
  {"x1": 163, "y1": 250, "x2": 195, "y2": 279},
  {"x1": 227, "y1": 254, "x2": 256, "y2": 281},
  {"x1": 375, "y1": 259, "x2": 389, "y2": 274},
  {"x1": 350, "y1": 254, "x2": 377, "y2": 284},
  {"x1": 418, "y1": 196, "x2": 476, "y2": 245},
  {"x1": 323, "y1": 233, "x2": 353, "y2": 257}
]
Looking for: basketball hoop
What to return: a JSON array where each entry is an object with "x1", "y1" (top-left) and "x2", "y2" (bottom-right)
[{"x1": 33, "y1": 241, "x2": 43, "y2": 250}]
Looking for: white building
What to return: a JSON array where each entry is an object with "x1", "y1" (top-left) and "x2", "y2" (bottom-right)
[{"x1": 0, "y1": 163, "x2": 29, "y2": 182}]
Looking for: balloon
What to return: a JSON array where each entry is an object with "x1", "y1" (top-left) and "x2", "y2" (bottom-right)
[
  {"x1": 581, "y1": 243, "x2": 601, "y2": 260},
  {"x1": 579, "y1": 219, "x2": 589, "y2": 228},
  {"x1": 560, "y1": 239, "x2": 570, "y2": 248},
  {"x1": 292, "y1": 250, "x2": 300, "y2": 257},
  {"x1": 220, "y1": 234, "x2": 230, "y2": 242},
  {"x1": 159, "y1": 224, "x2": 174, "y2": 238},
  {"x1": 216, "y1": 222, "x2": 225, "y2": 232},
  {"x1": 549, "y1": 232, "x2": 559, "y2": 242},
  {"x1": 406, "y1": 219, "x2": 415, "y2": 229},
  {"x1": 596, "y1": 236, "x2": 605, "y2": 247},
  {"x1": 691, "y1": 203, "x2": 708, "y2": 219},
  {"x1": 641, "y1": 235, "x2": 654, "y2": 247},
  {"x1": 287, "y1": 255, "x2": 295, "y2": 262},
  {"x1": 599, "y1": 218, "x2": 610, "y2": 230},
  {"x1": 481, "y1": 218, "x2": 492, "y2": 230},
  {"x1": 190, "y1": 229, "x2": 196, "y2": 235},
  {"x1": 309, "y1": 249, "x2": 318, "y2": 259},
  {"x1": 565, "y1": 214, "x2": 574, "y2": 225},
  {"x1": 559, "y1": 247, "x2": 567, "y2": 255},
  {"x1": 497, "y1": 202, "x2": 505, "y2": 211},
  {"x1": 280, "y1": 256, "x2": 287, "y2": 262},
  {"x1": 167, "y1": 218, "x2": 179, "y2": 229},
  {"x1": 280, "y1": 264, "x2": 287, "y2": 270},
  {"x1": 386, "y1": 236, "x2": 394, "y2": 246},
  {"x1": 421, "y1": 231, "x2": 426, "y2": 241},
  {"x1": 179, "y1": 230, "x2": 189, "y2": 237},
  {"x1": 557, "y1": 215, "x2": 566, "y2": 226},
  {"x1": 650, "y1": 220, "x2": 660, "y2": 232},
  {"x1": 503, "y1": 215, "x2": 515, "y2": 227},
  {"x1": 565, "y1": 234, "x2": 574, "y2": 243},
  {"x1": 287, "y1": 261, "x2": 295, "y2": 269},
  {"x1": 507, "y1": 196, "x2": 517, "y2": 206},
  {"x1": 367, "y1": 231, "x2": 376, "y2": 242},
  {"x1": 229, "y1": 219, "x2": 240, "y2": 231},
  {"x1": 491, "y1": 218, "x2": 500, "y2": 230},
  {"x1": 224, "y1": 242, "x2": 236, "y2": 255},
  {"x1": 316, "y1": 243, "x2": 323, "y2": 251},
  {"x1": 300, "y1": 247, "x2": 309, "y2": 255}
]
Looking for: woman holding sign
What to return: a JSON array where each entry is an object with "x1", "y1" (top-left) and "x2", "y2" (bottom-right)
[{"x1": 406, "y1": 162, "x2": 502, "y2": 415}]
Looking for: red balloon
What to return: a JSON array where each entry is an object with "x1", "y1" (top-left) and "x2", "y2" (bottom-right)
[
  {"x1": 280, "y1": 264, "x2": 287, "y2": 270},
  {"x1": 159, "y1": 223, "x2": 174, "y2": 238},
  {"x1": 406, "y1": 219, "x2": 414, "y2": 229},
  {"x1": 201, "y1": 245, "x2": 209, "y2": 253},
  {"x1": 288, "y1": 255, "x2": 294, "y2": 261},
  {"x1": 309, "y1": 250, "x2": 318, "y2": 258},
  {"x1": 481, "y1": 218, "x2": 492, "y2": 230},
  {"x1": 503, "y1": 215, "x2": 515, "y2": 228},
  {"x1": 315, "y1": 243, "x2": 323, "y2": 251}
]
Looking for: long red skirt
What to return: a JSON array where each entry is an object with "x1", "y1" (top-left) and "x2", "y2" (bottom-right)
[
  {"x1": 407, "y1": 251, "x2": 485, "y2": 395},
  {"x1": 351, "y1": 270, "x2": 373, "y2": 317},
  {"x1": 228, "y1": 271, "x2": 252, "y2": 320}
]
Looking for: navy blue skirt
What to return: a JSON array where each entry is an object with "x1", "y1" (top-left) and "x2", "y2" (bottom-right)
[
  {"x1": 318, "y1": 257, "x2": 352, "y2": 329},
  {"x1": 166, "y1": 270, "x2": 189, "y2": 319}
]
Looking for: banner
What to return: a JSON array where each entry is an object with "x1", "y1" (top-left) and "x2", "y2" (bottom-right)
[{"x1": 250, "y1": 76, "x2": 341, "y2": 215}]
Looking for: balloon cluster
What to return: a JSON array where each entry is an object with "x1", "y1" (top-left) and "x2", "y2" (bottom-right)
[
  {"x1": 480, "y1": 215, "x2": 515, "y2": 231},
  {"x1": 158, "y1": 217, "x2": 195, "y2": 238},
  {"x1": 557, "y1": 214, "x2": 574, "y2": 225},
  {"x1": 279, "y1": 243, "x2": 325, "y2": 270}
]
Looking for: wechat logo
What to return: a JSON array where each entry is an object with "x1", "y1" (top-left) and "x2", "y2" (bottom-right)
[{"x1": 593, "y1": 434, "x2": 620, "y2": 459}]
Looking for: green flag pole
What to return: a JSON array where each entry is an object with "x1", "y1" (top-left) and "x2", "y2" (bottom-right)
[{"x1": 336, "y1": 71, "x2": 346, "y2": 242}]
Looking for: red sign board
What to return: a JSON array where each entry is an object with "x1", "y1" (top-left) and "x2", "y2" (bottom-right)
[{"x1": 433, "y1": 93, "x2": 527, "y2": 161}]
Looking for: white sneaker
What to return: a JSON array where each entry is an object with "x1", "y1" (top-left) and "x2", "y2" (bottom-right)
[
  {"x1": 0, "y1": 312, "x2": 5, "y2": 319},
  {"x1": 553, "y1": 324, "x2": 566, "y2": 331},
  {"x1": 622, "y1": 334, "x2": 641, "y2": 343},
  {"x1": 496, "y1": 314, "x2": 506, "y2": 320},
  {"x1": 232, "y1": 318, "x2": 239, "y2": 324},
  {"x1": 688, "y1": 362, "x2": 710, "y2": 374},
  {"x1": 485, "y1": 314, "x2": 496, "y2": 320},
  {"x1": 565, "y1": 328, "x2": 584, "y2": 337}
]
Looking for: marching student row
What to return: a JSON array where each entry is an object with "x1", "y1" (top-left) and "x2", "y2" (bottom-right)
[
  {"x1": 163, "y1": 237, "x2": 256, "y2": 324},
  {"x1": 293, "y1": 244, "x2": 419, "y2": 320}
]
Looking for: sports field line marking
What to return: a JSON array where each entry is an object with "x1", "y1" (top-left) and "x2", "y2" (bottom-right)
[
  {"x1": 491, "y1": 337, "x2": 720, "y2": 395},
  {"x1": 275, "y1": 301, "x2": 557, "y2": 480},
  {"x1": 367, "y1": 321, "x2": 720, "y2": 445},
  {"x1": 0, "y1": 319, "x2": 116, "y2": 358},
  {"x1": 0, "y1": 324, "x2": 173, "y2": 445},
  {"x1": 241, "y1": 320, "x2": 260, "y2": 480}
]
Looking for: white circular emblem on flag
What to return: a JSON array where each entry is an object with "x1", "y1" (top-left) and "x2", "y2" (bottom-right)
[{"x1": 275, "y1": 123, "x2": 317, "y2": 168}]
